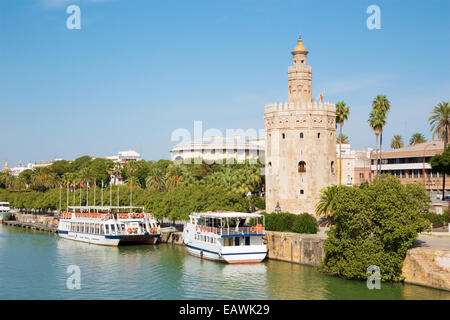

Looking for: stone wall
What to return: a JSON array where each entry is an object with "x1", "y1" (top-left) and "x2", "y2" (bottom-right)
[
  {"x1": 159, "y1": 230, "x2": 183, "y2": 245},
  {"x1": 263, "y1": 230, "x2": 326, "y2": 266},
  {"x1": 402, "y1": 247, "x2": 450, "y2": 291},
  {"x1": 12, "y1": 213, "x2": 57, "y2": 226}
]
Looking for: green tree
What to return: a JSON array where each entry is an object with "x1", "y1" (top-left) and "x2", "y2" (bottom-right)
[
  {"x1": 336, "y1": 101, "x2": 350, "y2": 185},
  {"x1": 428, "y1": 101, "x2": 450, "y2": 199},
  {"x1": 430, "y1": 146, "x2": 450, "y2": 200},
  {"x1": 320, "y1": 174, "x2": 429, "y2": 282},
  {"x1": 409, "y1": 133, "x2": 427, "y2": 146},
  {"x1": 315, "y1": 185, "x2": 339, "y2": 217},
  {"x1": 390, "y1": 135, "x2": 404, "y2": 149},
  {"x1": 371, "y1": 95, "x2": 391, "y2": 174},
  {"x1": 336, "y1": 133, "x2": 349, "y2": 144},
  {"x1": 368, "y1": 108, "x2": 385, "y2": 175}
]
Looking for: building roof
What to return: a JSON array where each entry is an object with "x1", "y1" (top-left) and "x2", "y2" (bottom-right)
[{"x1": 371, "y1": 141, "x2": 444, "y2": 159}]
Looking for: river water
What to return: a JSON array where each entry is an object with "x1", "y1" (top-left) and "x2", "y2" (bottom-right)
[{"x1": 0, "y1": 225, "x2": 449, "y2": 300}]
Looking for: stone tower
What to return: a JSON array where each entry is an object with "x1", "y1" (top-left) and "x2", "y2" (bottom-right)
[{"x1": 264, "y1": 35, "x2": 337, "y2": 215}]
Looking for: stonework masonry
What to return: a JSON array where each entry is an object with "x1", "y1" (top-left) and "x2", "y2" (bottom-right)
[{"x1": 264, "y1": 36, "x2": 337, "y2": 215}]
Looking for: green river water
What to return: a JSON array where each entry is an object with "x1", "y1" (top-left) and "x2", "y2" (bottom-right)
[{"x1": 0, "y1": 225, "x2": 449, "y2": 300}]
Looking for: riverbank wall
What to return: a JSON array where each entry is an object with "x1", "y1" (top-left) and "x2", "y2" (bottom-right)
[
  {"x1": 262, "y1": 230, "x2": 326, "y2": 266},
  {"x1": 402, "y1": 247, "x2": 450, "y2": 291}
]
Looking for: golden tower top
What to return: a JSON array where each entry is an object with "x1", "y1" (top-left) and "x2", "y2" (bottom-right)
[{"x1": 292, "y1": 34, "x2": 308, "y2": 54}]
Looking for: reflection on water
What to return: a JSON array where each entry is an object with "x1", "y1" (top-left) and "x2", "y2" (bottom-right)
[{"x1": 1, "y1": 225, "x2": 449, "y2": 300}]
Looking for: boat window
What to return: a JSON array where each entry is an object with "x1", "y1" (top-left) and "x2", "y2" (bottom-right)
[
  {"x1": 111, "y1": 224, "x2": 115, "y2": 232},
  {"x1": 105, "y1": 224, "x2": 109, "y2": 234},
  {"x1": 234, "y1": 237, "x2": 239, "y2": 246},
  {"x1": 245, "y1": 237, "x2": 250, "y2": 246}
]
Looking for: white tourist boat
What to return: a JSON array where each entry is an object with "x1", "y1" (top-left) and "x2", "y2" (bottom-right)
[
  {"x1": 182, "y1": 211, "x2": 267, "y2": 264},
  {"x1": 0, "y1": 202, "x2": 11, "y2": 224},
  {"x1": 58, "y1": 206, "x2": 160, "y2": 246}
]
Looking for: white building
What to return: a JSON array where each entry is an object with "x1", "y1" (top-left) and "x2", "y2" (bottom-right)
[
  {"x1": 10, "y1": 162, "x2": 34, "y2": 176},
  {"x1": 170, "y1": 136, "x2": 265, "y2": 163},
  {"x1": 106, "y1": 150, "x2": 142, "y2": 163}
]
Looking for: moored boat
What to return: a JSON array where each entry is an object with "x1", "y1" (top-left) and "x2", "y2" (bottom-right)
[
  {"x1": 0, "y1": 202, "x2": 10, "y2": 224},
  {"x1": 182, "y1": 211, "x2": 267, "y2": 264},
  {"x1": 58, "y1": 206, "x2": 160, "y2": 246}
]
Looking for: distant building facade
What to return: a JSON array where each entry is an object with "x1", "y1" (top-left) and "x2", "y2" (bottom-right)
[
  {"x1": 264, "y1": 35, "x2": 337, "y2": 215},
  {"x1": 336, "y1": 144, "x2": 373, "y2": 186},
  {"x1": 370, "y1": 141, "x2": 447, "y2": 198},
  {"x1": 106, "y1": 150, "x2": 142, "y2": 163},
  {"x1": 170, "y1": 137, "x2": 265, "y2": 163}
]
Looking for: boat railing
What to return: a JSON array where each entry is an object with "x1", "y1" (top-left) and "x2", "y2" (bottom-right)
[{"x1": 195, "y1": 225, "x2": 264, "y2": 235}]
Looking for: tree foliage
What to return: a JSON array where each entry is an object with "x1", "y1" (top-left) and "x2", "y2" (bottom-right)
[{"x1": 320, "y1": 174, "x2": 430, "y2": 282}]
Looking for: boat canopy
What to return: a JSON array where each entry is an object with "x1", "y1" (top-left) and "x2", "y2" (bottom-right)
[
  {"x1": 68, "y1": 206, "x2": 145, "y2": 213},
  {"x1": 190, "y1": 211, "x2": 264, "y2": 219}
]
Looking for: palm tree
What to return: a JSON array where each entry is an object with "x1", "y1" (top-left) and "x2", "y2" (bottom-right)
[
  {"x1": 409, "y1": 132, "x2": 427, "y2": 145},
  {"x1": 371, "y1": 95, "x2": 391, "y2": 174},
  {"x1": 335, "y1": 101, "x2": 350, "y2": 185},
  {"x1": 336, "y1": 133, "x2": 349, "y2": 144},
  {"x1": 428, "y1": 101, "x2": 450, "y2": 199},
  {"x1": 315, "y1": 185, "x2": 338, "y2": 217},
  {"x1": 368, "y1": 108, "x2": 386, "y2": 175},
  {"x1": 390, "y1": 135, "x2": 404, "y2": 149}
]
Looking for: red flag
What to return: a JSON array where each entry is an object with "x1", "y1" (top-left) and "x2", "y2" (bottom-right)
[{"x1": 80, "y1": 183, "x2": 85, "y2": 188}]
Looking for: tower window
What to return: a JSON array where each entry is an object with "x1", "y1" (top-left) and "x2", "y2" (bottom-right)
[
  {"x1": 300, "y1": 132, "x2": 304, "y2": 139},
  {"x1": 301, "y1": 60, "x2": 304, "y2": 64},
  {"x1": 268, "y1": 162, "x2": 272, "y2": 167},
  {"x1": 298, "y1": 161, "x2": 306, "y2": 173},
  {"x1": 282, "y1": 133, "x2": 286, "y2": 139},
  {"x1": 331, "y1": 161, "x2": 335, "y2": 174},
  {"x1": 300, "y1": 189, "x2": 304, "y2": 195},
  {"x1": 317, "y1": 133, "x2": 320, "y2": 139}
]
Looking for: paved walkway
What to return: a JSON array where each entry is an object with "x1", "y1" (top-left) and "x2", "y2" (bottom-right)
[{"x1": 415, "y1": 234, "x2": 450, "y2": 251}]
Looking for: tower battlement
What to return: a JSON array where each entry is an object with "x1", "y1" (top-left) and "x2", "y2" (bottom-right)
[{"x1": 264, "y1": 100, "x2": 335, "y2": 114}]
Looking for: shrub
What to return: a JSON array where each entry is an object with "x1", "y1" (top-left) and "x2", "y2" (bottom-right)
[
  {"x1": 292, "y1": 212, "x2": 318, "y2": 234},
  {"x1": 262, "y1": 211, "x2": 317, "y2": 234},
  {"x1": 320, "y1": 174, "x2": 430, "y2": 282}
]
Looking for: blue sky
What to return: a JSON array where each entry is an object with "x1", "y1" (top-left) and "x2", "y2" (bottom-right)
[{"x1": 1, "y1": 0, "x2": 449, "y2": 166}]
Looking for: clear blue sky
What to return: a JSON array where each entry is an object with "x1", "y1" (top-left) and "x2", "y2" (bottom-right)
[{"x1": 1, "y1": 0, "x2": 449, "y2": 166}]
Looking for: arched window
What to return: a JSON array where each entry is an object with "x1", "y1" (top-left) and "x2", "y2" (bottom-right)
[
  {"x1": 317, "y1": 133, "x2": 321, "y2": 139},
  {"x1": 298, "y1": 161, "x2": 306, "y2": 173},
  {"x1": 331, "y1": 161, "x2": 335, "y2": 174},
  {"x1": 282, "y1": 133, "x2": 286, "y2": 139},
  {"x1": 300, "y1": 189, "x2": 304, "y2": 195},
  {"x1": 300, "y1": 132, "x2": 304, "y2": 139}
]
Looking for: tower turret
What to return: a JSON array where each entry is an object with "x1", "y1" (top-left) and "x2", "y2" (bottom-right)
[{"x1": 288, "y1": 34, "x2": 312, "y2": 104}]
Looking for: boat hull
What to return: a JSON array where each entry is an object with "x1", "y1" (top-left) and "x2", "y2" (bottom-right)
[
  {"x1": 184, "y1": 242, "x2": 267, "y2": 264},
  {"x1": 58, "y1": 231, "x2": 159, "y2": 247}
]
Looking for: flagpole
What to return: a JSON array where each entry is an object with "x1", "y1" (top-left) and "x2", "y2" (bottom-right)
[
  {"x1": 94, "y1": 181, "x2": 96, "y2": 207},
  {"x1": 59, "y1": 184, "x2": 62, "y2": 213},
  {"x1": 110, "y1": 182, "x2": 112, "y2": 206},
  {"x1": 86, "y1": 182, "x2": 89, "y2": 206},
  {"x1": 79, "y1": 183, "x2": 82, "y2": 206},
  {"x1": 66, "y1": 183, "x2": 69, "y2": 211},
  {"x1": 101, "y1": 180, "x2": 104, "y2": 206},
  {"x1": 117, "y1": 185, "x2": 120, "y2": 207},
  {"x1": 130, "y1": 179, "x2": 133, "y2": 212}
]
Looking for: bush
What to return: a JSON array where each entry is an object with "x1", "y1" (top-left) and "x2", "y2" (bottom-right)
[
  {"x1": 425, "y1": 211, "x2": 450, "y2": 228},
  {"x1": 262, "y1": 211, "x2": 317, "y2": 234},
  {"x1": 292, "y1": 212, "x2": 318, "y2": 234},
  {"x1": 320, "y1": 174, "x2": 430, "y2": 282}
]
